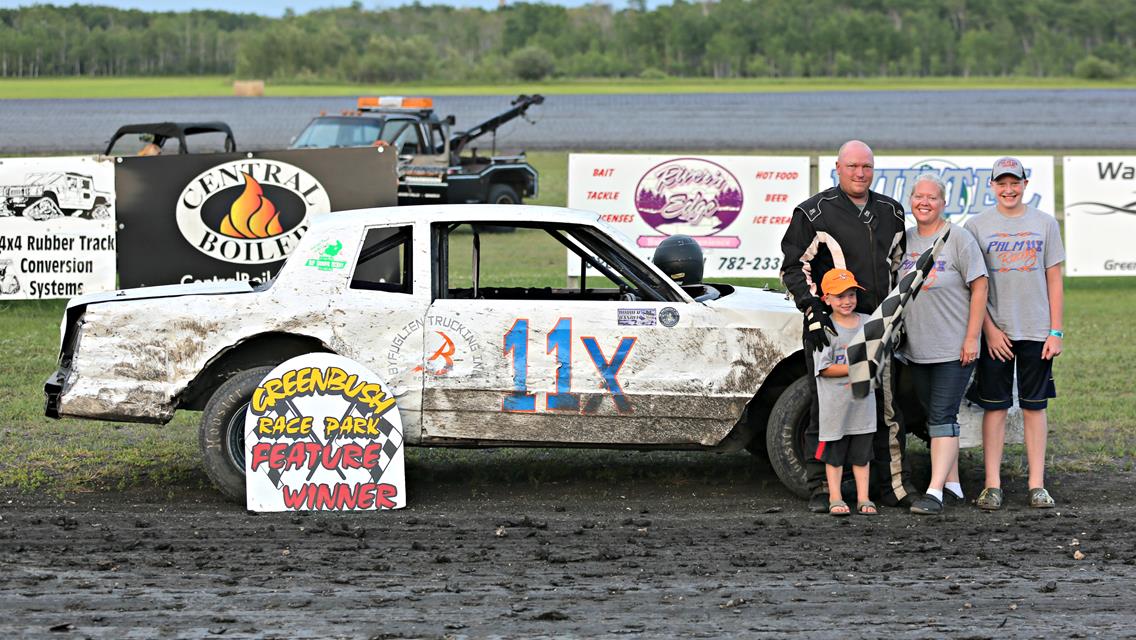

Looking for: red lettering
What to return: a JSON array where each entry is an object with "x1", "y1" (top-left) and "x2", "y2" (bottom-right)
[
  {"x1": 592, "y1": 168, "x2": 614, "y2": 177},
  {"x1": 280, "y1": 482, "x2": 399, "y2": 510},
  {"x1": 765, "y1": 193, "x2": 788, "y2": 202}
]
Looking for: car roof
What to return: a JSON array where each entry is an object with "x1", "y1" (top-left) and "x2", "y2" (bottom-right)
[
  {"x1": 110, "y1": 122, "x2": 234, "y2": 138},
  {"x1": 310, "y1": 205, "x2": 601, "y2": 233}
]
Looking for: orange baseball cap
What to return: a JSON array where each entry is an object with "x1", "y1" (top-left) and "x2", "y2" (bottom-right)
[{"x1": 821, "y1": 268, "x2": 865, "y2": 296}]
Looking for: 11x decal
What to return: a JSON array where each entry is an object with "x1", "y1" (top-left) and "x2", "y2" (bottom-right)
[{"x1": 503, "y1": 318, "x2": 635, "y2": 413}]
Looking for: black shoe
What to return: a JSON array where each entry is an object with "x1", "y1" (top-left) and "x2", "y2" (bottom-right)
[
  {"x1": 910, "y1": 494, "x2": 944, "y2": 515},
  {"x1": 808, "y1": 493, "x2": 830, "y2": 514},
  {"x1": 943, "y1": 490, "x2": 965, "y2": 505}
]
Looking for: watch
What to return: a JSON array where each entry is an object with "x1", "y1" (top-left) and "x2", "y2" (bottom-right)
[{"x1": 1049, "y1": 329, "x2": 1064, "y2": 338}]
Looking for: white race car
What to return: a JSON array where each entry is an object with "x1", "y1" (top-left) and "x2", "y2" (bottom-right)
[{"x1": 45, "y1": 205, "x2": 966, "y2": 501}]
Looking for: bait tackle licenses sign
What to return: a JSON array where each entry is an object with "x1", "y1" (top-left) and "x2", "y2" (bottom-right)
[{"x1": 567, "y1": 154, "x2": 811, "y2": 278}]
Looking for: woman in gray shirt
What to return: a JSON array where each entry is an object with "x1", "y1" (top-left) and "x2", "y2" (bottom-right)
[{"x1": 900, "y1": 173, "x2": 989, "y2": 515}]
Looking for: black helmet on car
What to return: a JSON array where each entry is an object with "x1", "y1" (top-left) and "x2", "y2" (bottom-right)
[{"x1": 652, "y1": 234, "x2": 703, "y2": 286}]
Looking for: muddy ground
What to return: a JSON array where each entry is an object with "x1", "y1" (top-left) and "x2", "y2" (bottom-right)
[{"x1": 2, "y1": 452, "x2": 1134, "y2": 639}]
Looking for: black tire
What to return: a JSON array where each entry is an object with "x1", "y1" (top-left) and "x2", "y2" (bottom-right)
[
  {"x1": 487, "y1": 183, "x2": 520, "y2": 205},
  {"x1": 765, "y1": 375, "x2": 812, "y2": 498},
  {"x1": 199, "y1": 366, "x2": 273, "y2": 503}
]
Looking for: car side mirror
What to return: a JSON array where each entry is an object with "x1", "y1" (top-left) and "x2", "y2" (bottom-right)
[{"x1": 445, "y1": 115, "x2": 456, "y2": 126}]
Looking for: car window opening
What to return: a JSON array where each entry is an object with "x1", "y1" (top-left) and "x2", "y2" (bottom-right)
[
  {"x1": 433, "y1": 222, "x2": 683, "y2": 303},
  {"x1": 350, "y1": 226, "x2": 412, "y2": 294}
]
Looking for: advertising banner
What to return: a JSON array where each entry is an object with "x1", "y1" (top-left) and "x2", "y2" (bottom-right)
[
  {"x1": 1063, "y1": 157, "x2": 1136, "y2": 276},
  {"x1": 567, "y1": 154, "x2": 811, "y2": 278},
  {"x1": 816, "y1": 155, "x2": 1056, "y2": 226},
  {"x1": 245, "y1": 353, "x2": 406, "y2": 512},
  {"x1": 115, "y1": 147, "x2": 398, "y2": 288},
  {"x1": 0, "y1": 155, "x2": 116, "y2": 300}
]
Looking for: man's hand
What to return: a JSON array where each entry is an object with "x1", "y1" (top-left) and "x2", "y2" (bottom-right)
[{"x1": 803, "y1": 297, "x2": 836, "y2": 351}]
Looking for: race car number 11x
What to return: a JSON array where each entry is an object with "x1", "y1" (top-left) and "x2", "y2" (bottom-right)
[{"x1": 503, "y1": 318, "x2": 636, "y2": 413}]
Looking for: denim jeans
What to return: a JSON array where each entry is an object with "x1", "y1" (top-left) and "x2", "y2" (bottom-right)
[{"x1": 908, "y1": 360, "x2": 975, "y2": 438}]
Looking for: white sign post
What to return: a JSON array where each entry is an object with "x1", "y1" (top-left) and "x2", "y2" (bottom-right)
[
  {"x1": 816, "y1": 155, "x2": 1056, "y2": 227},
  {"x1": 245, "y1": 353, "x2": 407, "y2": 512},
  {"x1": 0, "y1": 156, "x2": 116, "y2": 299},
  {"x1": 1063, "y1": 156, "x2": 1136, "y2": 276},
  {"x1": 568, "y1": 154, "x2": 811, "y2": 278}
]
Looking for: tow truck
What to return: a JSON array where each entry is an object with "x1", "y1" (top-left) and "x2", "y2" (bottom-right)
[{"x1": 290, "y1": 95, "x2": 543, "y2": 206}]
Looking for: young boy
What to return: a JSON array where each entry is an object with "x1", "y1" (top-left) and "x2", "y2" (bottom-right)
[
  {"x1": 814, "y1": 268, "x2": 878, "y2": 516},
  {"x1": 964, "y1": 157, "x2": 1065, "y2": 510}
]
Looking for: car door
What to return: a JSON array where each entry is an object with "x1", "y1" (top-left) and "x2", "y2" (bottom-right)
[
  {"x1": 326, "y1": 221, "x2": 431, "y2": 440},
  {"x1": 419, "y1": 220, "x2": 748, "y2": 448}
]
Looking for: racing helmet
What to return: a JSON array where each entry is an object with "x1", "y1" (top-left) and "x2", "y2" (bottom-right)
[{"x1": 652, "y1": 234, "x2": 703, "y2": 286}]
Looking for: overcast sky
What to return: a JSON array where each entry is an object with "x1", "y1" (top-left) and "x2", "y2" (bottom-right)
[{"x1": 0, "y1": 0, "x2": 651, "y2": 14}]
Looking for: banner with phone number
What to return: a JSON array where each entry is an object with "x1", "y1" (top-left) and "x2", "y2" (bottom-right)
[{"x1": 567, "y1": 154, "x2": 811, "y2": 279}]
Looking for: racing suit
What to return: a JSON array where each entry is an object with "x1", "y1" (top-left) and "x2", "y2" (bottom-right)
[{"x1": 780, "y1": 185, "x2": 916, "y2": 507}]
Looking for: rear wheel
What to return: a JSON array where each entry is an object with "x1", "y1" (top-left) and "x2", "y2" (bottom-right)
[
  {"x1": 487, "y1": 183, "x2": 520, "y2": 205},
  {"x1": 765, "y1": 375, "x2": 812, "y2": 498},
  {"x1": 199, "y1": 366, "x2": 273, "y2": 503}
]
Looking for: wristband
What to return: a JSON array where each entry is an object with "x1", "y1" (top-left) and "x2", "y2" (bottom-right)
[{"x1": 1049, "y1": 329, "x2": 1064, "y2": 339}]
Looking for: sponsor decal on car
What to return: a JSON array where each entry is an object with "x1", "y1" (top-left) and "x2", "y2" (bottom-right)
[
  {"x1": 617, "y1": 308, "x2": 657, "y2": 326},
  {"x1": 176, "y1": 159, "x2": 331, "y2": 265},
  {"x1": 659, "y1": 306, "x2": 680, "y2": 327},
  {"x1": 303, "y1": 239, "x2": 347, "y2": 271}
]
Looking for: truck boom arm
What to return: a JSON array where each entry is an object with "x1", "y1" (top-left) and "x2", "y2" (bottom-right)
[{"x1": 449, "y1": 94, "x2": 544, "y2": 155}]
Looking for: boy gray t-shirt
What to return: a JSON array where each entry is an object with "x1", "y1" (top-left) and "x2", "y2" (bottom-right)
[
  {"x1": 815, "y1": 313, "x2": 876, "y2": 442},
  {"x1": 963, "y1": 206, "x2": 1065, "y2": 341},
  {"x1": 898, "y1": 222, "x2": 988, "y2": 363}
]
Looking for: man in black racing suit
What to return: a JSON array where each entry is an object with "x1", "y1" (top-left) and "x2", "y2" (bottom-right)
[{"x1": 780, "y1": 139, "x2": 918, "y2": 512}]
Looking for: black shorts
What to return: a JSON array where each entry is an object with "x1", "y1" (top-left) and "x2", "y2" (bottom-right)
[
  {"x1": 966, "y1": 339, "x2": 1056, "y2": 411},
  {"x1": 816, "y1": 432, "x2": 874, "y2": 467}
]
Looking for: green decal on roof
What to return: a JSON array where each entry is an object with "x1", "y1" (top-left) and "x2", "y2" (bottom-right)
[{"x1": 304, "y1": 240, "x2": 347, "y2": 271}]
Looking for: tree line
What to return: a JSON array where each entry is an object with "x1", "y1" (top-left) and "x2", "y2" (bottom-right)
[{"x1": 1, "y1": 0, "x2": 1132, "y2": 82}]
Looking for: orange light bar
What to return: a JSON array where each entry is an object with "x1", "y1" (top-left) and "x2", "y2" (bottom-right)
[{"x1": 357, "y1": 96, "x2": 434, "y2": 110}]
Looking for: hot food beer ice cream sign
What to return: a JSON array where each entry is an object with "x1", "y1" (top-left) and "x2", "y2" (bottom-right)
[{"x1": 568, "y1": 154, "x2": 810, "y2": 278}]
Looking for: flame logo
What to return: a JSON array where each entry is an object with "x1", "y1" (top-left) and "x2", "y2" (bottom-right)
[{"x1": 220, "y1": 173, "x2": 283, "y2": 239}]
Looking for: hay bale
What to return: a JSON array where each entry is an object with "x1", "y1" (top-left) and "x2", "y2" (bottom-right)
[{"x1": 233, "y1": 80, "x2": 265, "y2": 97}]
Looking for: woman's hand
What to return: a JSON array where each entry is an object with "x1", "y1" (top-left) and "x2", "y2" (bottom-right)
[
  {"x1": 984, "y1": 325, "x2": 1013, "y2": 361},
  {"x1": 1042, "y1": 334, "x2": 1063, "y2": 360},
  {"x1": 960, "y1": 336, "x2": 980, "y2": 365}
]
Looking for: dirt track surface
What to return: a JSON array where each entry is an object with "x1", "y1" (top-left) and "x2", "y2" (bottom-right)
[{"x1": 2, "y1": 457, "x2": 1134, "y2": 639}]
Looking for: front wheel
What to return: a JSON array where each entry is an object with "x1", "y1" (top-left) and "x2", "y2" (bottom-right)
[
  {"x1": 199, "y1": 366, "x2": 273, "y2": 503},
  {"x1": 765, "y1": 375, "x2": 812, "y2": 498}
]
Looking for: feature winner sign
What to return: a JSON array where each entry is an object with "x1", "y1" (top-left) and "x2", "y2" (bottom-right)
[
  {"x1": 245, "y1": 353, "x2": 406, "y2": 512},
  {"x1": 817, "y1": 155, "x2": 1056, "y2": 226},
  {"x1": 568, "y1": 154, "x2": 810, "y2": 278},
  {"x1": 0, "y1": 156, "x2": 116, "y2": 299},
  {"x1": 1063, "y1": 157, "x2": 1136, "y2": 276}
]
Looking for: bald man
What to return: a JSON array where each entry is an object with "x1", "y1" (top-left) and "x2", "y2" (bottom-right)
[{"x1": 780, "y1": 140, "x2": 917, "y2": 512}]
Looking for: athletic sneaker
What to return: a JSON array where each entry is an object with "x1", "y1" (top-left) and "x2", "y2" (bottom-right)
[{"x1": 909, "y1": 493, "x2": 944, "y2": 515}]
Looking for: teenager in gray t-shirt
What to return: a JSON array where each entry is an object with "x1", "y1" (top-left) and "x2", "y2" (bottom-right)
[
  {"x1": 963, "y1": 205, "x2": 1065, "y2": 342},
  {"x1": 963, "y1": 157, "x2": 1065, "y2": 511}
]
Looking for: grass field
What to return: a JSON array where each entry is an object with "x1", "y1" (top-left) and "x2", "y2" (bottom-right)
[
  {"x1": 1, "y1": 149, "x2": 1134, "y2": 495},
  {"x1": 0, "y1": 75, "x2": 1133, "y2": 99}
]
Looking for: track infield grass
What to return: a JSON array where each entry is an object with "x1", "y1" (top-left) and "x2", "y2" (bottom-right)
[{"x1": 1, "y1": 149, "x2": 1133, "y2": 494}]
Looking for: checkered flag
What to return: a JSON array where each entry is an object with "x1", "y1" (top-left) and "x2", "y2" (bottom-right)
[
  {"x1": 369, "y1": 414, "x2": 404, "y2": 485},
  {"x1": 847, "y1": 228, "x2": 950, "y2": 398}
]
